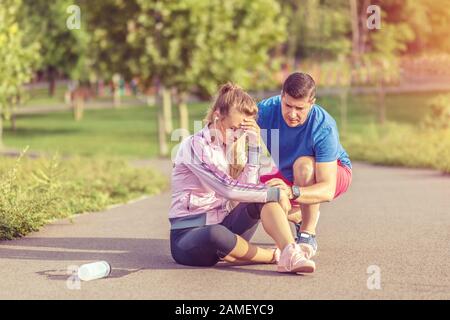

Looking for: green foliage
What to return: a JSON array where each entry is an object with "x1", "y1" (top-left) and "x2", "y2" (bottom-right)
[
  {"x1": 0, "y1": 153, "x2": 168, "y2": 239},
  {"x1": 93, "y1": 0, "x2": 287, "y2": 94},
  {"x1": 82, "y1": 0, "x2": 139, "y2": 81},
  {"x1": 0, "y1": 150, "x2": 57, "y2": 239},
  {"x1": 184, "y1": 0, "x2": 286, "y2": 94},
  {"x1": 343, "y1": 122, "x2": 450, "y2": 174},
  {"x1": 373, "y1": 0, "x2": 450, "y2": 54},
  {"x1": 0, "y1": 0, "x2": 40, "y2": 118},
  {"x1": 20, "y1": 0, "x2": 90, "y2": 81},
  {"x1": 353, "y1": 3, "x2": 414, "y2": 87},
  {"x1": 280, "y1": 0, "x2": 450, "y2": 61},
  {"x1": 279, "y1": 0, "x2": 351, "y2": 60},
  {"x1": 421, "y1": 95, "x2": 450, "y2": 130}
]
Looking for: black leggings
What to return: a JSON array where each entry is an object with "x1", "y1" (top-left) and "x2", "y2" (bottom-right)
[{"x1": 170, "y1": 202, "x2": 264, "y2": 267}]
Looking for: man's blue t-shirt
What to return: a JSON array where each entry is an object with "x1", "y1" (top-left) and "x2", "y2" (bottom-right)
[{"x1": 257, "y1": 95, "x2": 352, "y2": 182}]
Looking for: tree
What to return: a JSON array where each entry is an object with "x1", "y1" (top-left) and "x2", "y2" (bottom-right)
[
  {"x1": 279, "y1": 0, "x2": 351, "y2": 63},
  {"x1": 21, "y1": 0, "x2": 89, "y2": 96},
  {"x1": 127, "y1": 0, "x2": 286, "y2": 155},
  {"x1": 174, "y1": 0, "x2": 286, "y2": 137},
  {"x1": 349, "y1": 0, "x2": 414, "y2": 124},
  {"x1": 83, "y1": 0, "x2": 140, "y2": 109},
  {"x1": 0, "y1": 0, "x2": 40, "y2": 147},
  {"x1": 82, "y1": 0, "x2": 285, "y2": 156}
]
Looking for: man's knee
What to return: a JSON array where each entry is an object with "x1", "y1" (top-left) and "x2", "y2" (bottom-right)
[{"x1": 293, "y1": 156, "x2": 316, "y2": 186}]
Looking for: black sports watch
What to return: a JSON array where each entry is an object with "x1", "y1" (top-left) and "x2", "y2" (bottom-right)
[{"x1": 291, "y1": 185, "x2": 301, "y2": 200}]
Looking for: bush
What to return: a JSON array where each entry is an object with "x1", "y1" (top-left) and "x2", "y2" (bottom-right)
[
  {"x1": 343, "y1": 122, "x2": 450, "y2": 174},
  {"x1": 0, "y1": 152, "x2": 168, "y2": 239},
  {"x1": 421, "y1": 94, "x2": 450, "y2": 130}
]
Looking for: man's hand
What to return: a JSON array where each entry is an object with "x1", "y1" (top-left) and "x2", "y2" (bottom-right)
[
  {"x1": 266, "y1": 178, "x2": 293, "y2": 199},
  {"x1": 278, "y1": 189, "x2": 292, "y2": 214}
]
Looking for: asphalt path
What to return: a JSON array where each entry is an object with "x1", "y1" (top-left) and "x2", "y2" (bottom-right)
[{"x1": 1, "y1": 161, "x2": 449, "y2": 299}]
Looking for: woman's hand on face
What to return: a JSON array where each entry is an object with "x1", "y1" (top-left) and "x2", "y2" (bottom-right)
[{"x1": 240, "y1": 118, "x2": 260, "y2": 147}]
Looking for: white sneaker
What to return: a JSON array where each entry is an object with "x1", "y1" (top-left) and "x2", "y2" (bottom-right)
[{"x1": 277, "y1": 243, "x2": 315, "y2": 273}]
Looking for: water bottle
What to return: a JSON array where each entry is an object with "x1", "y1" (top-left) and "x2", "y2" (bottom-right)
[{"x1": 78, "y1": 261, "x2": 111, "y2": 281}]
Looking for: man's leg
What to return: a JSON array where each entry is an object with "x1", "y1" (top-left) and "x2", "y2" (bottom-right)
[{"x1": 293, "y1": 156, "x2": 320, "y2": 235}]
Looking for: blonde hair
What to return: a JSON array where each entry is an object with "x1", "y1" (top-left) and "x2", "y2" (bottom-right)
[{"x1": 204, "y1": 83, "x2": 258, "y2": 179}]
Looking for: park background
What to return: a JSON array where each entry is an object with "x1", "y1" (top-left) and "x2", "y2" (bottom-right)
[{"x1": 1, "y1": 0, "x2": 449, "y2": 240}]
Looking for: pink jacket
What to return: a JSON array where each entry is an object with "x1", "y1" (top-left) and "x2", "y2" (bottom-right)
[{"x1": 169, "y1": 125, "x2": 279, "y2": 229}]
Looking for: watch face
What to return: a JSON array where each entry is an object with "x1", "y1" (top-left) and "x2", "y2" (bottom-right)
[{"x1": 293, "y1": 186, "x2": 300, "y2": 198}]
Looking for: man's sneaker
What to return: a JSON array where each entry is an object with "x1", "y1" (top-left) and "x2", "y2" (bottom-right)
[
  {"x1": 294, "y1": 221, "x2": 302, "y2": 238},
  {"x1": 296, "y1": 232, "x2": 318, "y2": 259},
  {"x1": 277, "y1": 243, "x2": 315, "y2": 273}
]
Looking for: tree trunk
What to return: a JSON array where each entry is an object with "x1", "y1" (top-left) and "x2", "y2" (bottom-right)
[
  {"x1": 73, "y1": 95, "x2": 84, "y2": 121},
  {"x1": 48, "y1": 66, "x2": 56, "y2": 97},
  {"x1": 64, "y1": 90, "x2": 72, "y2": 106},
  {"x1": 98, "y1": 80, "x2": 105, "y2": 97},
  {"x1": 178, "y1": 92, "x2": 189, "y2": 139},
  {"x1": 359, "y1": 0, "x2": 370, "y2": 55},
  {"x1": 377, "y1": 81, "x2": 386, "y2": 125},
  {"x1": 154, "y1": 89, "x2": 168, "y2": 157},
  {"x1": 349, "y1": 0, "x2": 360, "y2": 65},
  {"x1": 286, "y1": 5, "x2": 299, "y2": 66},
  {"x1": 162, "y1": 86, "x2": 173, "y2": 134},
  {"x1": 339, "y1": 88, "x2": 348, "y2": 135},
  {"x1": 157, "y1": 106, "x2": 169, "y2": 157},
  {"x1": 0, "y1": 112, "x2": 3, "y2": 149},
  {"x1": 113, "y1": 88, "x2": 121, "y2": 108},
  {"x1": 11, "y1": 114, "x2": 16, "y2": 132}
]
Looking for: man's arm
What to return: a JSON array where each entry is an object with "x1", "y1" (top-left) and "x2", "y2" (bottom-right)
[
  {"x1": 293, "y1": 124, "x2": 338, "y2": 204},
  {"x1": 265, "y1": 160, "x2": 337, "y2": 205},
  {"x1": 292, "y1": 160, "x2": 337, "y2": 204}
]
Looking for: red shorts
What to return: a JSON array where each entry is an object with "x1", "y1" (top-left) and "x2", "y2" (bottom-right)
[{"x1": 260, "y1": 160, "x2": 352, "y2": 204}]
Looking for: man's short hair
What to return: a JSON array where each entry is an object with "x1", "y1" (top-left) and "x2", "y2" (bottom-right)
[{"x1": 282, "y1": 72, "x2": 316, "y2": 101}]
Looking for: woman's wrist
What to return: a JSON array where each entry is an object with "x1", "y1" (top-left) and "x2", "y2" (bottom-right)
[
  {"x1": 246, "y1": 131, "x2": 260, "y2": 148},
  {"x1": 247, "y1": 145, "x2": 261, "y2": 165},
  {"x1": 266, "y1": 187, "x2": 280, "y2": 202}
]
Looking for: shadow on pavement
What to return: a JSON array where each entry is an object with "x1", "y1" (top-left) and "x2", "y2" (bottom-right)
[{"x1": 0, "y1": 237, "x2": 287, "y2": 280}]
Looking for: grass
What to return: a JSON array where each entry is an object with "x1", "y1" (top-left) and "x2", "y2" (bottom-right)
[
  {"x1": 318, "y1": 91, "x2": 450, "y2": 173},
  {"x1": 3, "y1": 90, "x2": 450, "y2": 172},
  {"x1": 20, "y1": 83, "x2": 67, "y2": 107},
  {"x1": 18, "y1": 82, "x2": 139, "y2": 108},
  {"x1": 4, "y1": 99, "x2": 210, "y2": 158},
  {"x1": 5, "y1": 106, "x2": 160, "y2": 157},
  {"x1": 0, "y1": 153, "x2": 168, "y2": 240}
]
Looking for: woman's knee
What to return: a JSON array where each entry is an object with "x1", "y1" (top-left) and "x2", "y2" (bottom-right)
[
  {"x1": 171, "y1": 251, "x2": 219, "y2": 267},
  {"x1": 246, "y1": 202, "x2": 264, "y2": 219},
  {"x1": 261, "y1": 202, "x2": 287, "y2": 218},
  {"x1": 262, "y1": 201, "x2": 281, "y2": 212},
  {"x1": 170, "y1": 238, "x2": 220, "y2": 267},
  {"x1": 206, "y1": 224, "x2": 237, "y2": 249},
  {"x1": 170, "y1": 228, "x2": 223, "y2": 267}
]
